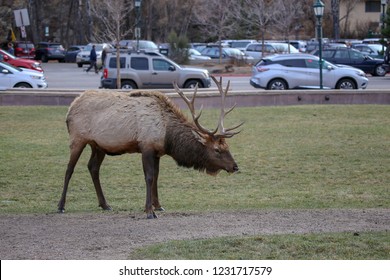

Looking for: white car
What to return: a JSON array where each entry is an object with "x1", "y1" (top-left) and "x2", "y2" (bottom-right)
[
  {"x1": 250, "y1": 54, "x2": 368, "y2": 90},
  {"x1": 0, "y1": 61, "x2": 48, "y2": 89},
  {"x1": 76, "y1": 43, "x2": 113, "y2": 68},
  {"x1": 245, "y1": 42, "x2": 299, "y2": 60}
]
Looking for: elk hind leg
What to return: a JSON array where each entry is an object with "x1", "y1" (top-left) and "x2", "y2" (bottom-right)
[
  {"x1": 58, "y1": 141, "x2": 86, "y2": 213},
  {"x1": 88, "y1": 145, "x2": 111, "y2": 210},
  {"x1": 142, "y1": 150, "x2": 159, "y2": 219}
]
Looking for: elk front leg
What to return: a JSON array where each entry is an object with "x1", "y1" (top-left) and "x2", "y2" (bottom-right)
[
  {"x1": 152, "y1": 157, "x2": 164, "y2": 212},
  {"x1": 88, "y1": 146, "x2": 111, "y2": 210},
  {"x1": 142, "y1": 150, "x2": 159, "y2": 219}
]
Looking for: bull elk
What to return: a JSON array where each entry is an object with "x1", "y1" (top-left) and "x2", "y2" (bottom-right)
[{"x1": 58, "y1": 76, "x2": 243, "y2": 219}]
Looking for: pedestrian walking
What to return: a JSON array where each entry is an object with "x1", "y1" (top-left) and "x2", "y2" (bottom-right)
[{"x1": 85, "y1": 45, "x2": 98, "y2": 73}]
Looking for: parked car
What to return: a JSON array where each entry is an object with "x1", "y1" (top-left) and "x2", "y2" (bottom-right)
[
  {"x1": 13, "y1": 41, "x2": 35, "y2": 58},
  {"x1": 76, "y1": 43, "x2": 113, "y2": 68},
  {"x1": 312, "y1": 48, "x2": 387, "y2": 76},
  {"x1": 250, "y1": 53, "x2": 368, "y2": 90},
  {"x1": 230, "y1": 40, "x2": 257, "y2": 51},
  {"x1": 288, "y1": 40, "x2": 307, "y2": 52},
  {"x1": 119, "y1": 40, "x2": 159, "y2": 52},
  {"x1": 188, "y1": 48, "x2": 211, "y2": 61},
  {"x1": 0, "y1": 49, "x2": 43, "y2": 72},
  {"x1": 245, "y1": 42, "x2": 299, "y2": 60},
  {"x1": 352, "y1": 44, "x2": 386, "y2": 59},
  {"x1": 64, "y1": 45, "x2": 85, "y2": 63},
  {"x1": 0, "y1": 61, "x2": 47, "y2": 89},
  {"x1": 34, "y1": 42, "x2": 66, "y2": 62},
  {"x1": 101, "y1": 50, "x2": 211, "y2": 89},
  {"x1": 200, "y1": 46, "x2": 249, "y2": 60}
]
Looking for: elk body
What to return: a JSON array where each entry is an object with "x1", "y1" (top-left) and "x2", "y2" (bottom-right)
[{"x1": 58, "y1": 77, "x2": 242, "y2": 219}]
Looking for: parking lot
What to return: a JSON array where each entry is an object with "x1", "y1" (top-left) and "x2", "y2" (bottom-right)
[{"x1": 42, "y1": 62, "x2": 390, "y2": 91}]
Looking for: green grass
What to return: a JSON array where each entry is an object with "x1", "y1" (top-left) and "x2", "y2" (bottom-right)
[
  {"x1": 0, "y1": 105, "x2": 389, "y2": 214},
  {"x1": 1, "y1": 104, "x2": 389, "y2": 260},
  {"x1": 129, "y1": 231, "x2": 390, "y2": 260}
]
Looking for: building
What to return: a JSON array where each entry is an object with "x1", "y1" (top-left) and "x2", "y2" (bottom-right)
[{"x1": 339, "y1": 0, "x2": 388, "y2": 37}]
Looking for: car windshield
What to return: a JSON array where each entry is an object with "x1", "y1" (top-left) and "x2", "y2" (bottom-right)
[
  {"x1": 84, "y1": 44, "x2": 104, "y2": 51},
  {"x1": 1, "y1": 50, "x2": 17, "y2": 59}
]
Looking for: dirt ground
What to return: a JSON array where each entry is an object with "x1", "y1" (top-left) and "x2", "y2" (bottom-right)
[{"x1": 0, "y1": 208, "x2": 389, "y2": 259}]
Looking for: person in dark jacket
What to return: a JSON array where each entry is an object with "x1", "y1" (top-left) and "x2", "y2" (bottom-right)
[{"x1": 85, "y1": 45, "x2": 98, "y2": 73}]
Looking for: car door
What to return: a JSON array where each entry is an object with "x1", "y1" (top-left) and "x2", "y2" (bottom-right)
[
  {"x1": 278, "y1": 59, "x2": 308, "y2": 88},
  {"x1": 304, "y1": 58, "x2": 335, "y2": 88},
  {"x1": 0, "y1": 65, "x2": 14, "y2": 88},
  {"x1": 349, "y1": 49, "x2": 371, "y2": 72},
  {"x1": 149, "y1": 58, "x2": 180, "y2": 88}
]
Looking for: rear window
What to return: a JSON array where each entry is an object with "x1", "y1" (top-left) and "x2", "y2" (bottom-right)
[{"x1": 131, "y1": 57, "x2": 149, "y2": 70}]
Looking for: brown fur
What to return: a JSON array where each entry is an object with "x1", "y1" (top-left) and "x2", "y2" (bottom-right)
[{"x1": 58, "y1": 90, "x2": 238, "y2": 219}]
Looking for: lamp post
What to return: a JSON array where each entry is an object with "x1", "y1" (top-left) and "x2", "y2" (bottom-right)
[
  {"x1": 313, "y1": 0, "x2": 325, "y2": 89},
  {"x1": 135, "y1": 0, "x2": 142, "y2": 51},
  {"x1": 381, "y1": 0, "x2": 387, "y2": 55}
]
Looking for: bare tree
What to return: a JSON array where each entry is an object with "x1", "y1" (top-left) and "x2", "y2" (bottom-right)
[
  {"x1": 192, "y1": 0, "x2": 239, "y2": 62},
  {"x1": 273, "y1": 0, "x2": 304, "y2": 42},
  {"x1": 90, "y1": 0, "x2": 134, "y2": 89},
  {"x1": 339, "y1": 0, "x2": 360, "y2": 37}
]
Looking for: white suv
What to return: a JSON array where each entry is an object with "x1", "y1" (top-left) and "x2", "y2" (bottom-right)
[
  {"x1": 0, "y1": 62, "x2": 48, "y2": 89},
  {"x1": 101, "y1": 50, "x2": 211, "y2": 89}
]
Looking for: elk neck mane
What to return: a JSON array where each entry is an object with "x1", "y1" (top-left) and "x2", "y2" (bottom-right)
[{"x1": 131, "y1": 91, "x2": 210, "y2": 172}]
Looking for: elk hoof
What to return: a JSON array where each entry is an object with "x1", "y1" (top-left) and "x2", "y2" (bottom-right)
[
  {"x1": 154, "y1": 207, "x2": 165, "y2": 212},
  {"x1": 147, "y1": 212, "x2": 158, "y2": 219},
  {"x1": 100, "y1": 204, "x2": 112, "y2": 211},
  {"x1": 57, "y1": 208, "x2": 65, "y2": 214}
]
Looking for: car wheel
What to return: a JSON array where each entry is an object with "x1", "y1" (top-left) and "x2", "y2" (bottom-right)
[
  {"x1": 184, "y1": 80, "x2": 202, "y2": 88},
  {"x1": 77, "y1": 63, "x2": 83, "y2": 68},
  {"x1": 373, "y1": 65, "x2": 386, "y2": 77},
  {"x1": 41, "y1": 54, "x2": 48, "y2": 63},
  {"x1": 336, "y1": 78, "x2": 356, "y2": 89},
  {"x1": 14, "y1": 82, "x2": 32, "y2": 88},
  {"x1": 267, "y1": 78, "x2": 287, "y2": 90},
  {"x1": 121, "y1": 80, "x2": 137, "y2": 89}
]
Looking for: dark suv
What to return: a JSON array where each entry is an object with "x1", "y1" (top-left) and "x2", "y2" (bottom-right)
[
  {"x1": 34, "y1": 42, "x2": 65, "y2": 62},
  {"x1": 313, "y1": 48, "x2": 387, "y2": 76}
]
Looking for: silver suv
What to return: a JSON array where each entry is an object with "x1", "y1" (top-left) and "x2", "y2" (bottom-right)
[{"x1": 101, "y1": 51, "x2": 211, "y2": 89}]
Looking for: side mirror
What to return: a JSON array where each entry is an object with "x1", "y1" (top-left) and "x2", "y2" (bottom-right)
[
  {"x1": 1, "y1": 69, "x2": 10, "y2": 74},
  {"x1": 168, "y1": 65, "x2": 175, "y2": 71}
]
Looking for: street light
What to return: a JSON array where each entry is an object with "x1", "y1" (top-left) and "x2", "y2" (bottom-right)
[
  {"x1": 381, "y1": 0, "x2": 387, "y2": 55},
  {"x1": 313, "y1": 0, "x2": 325, "y2": 89},
  {"x1": 135, "y1": 0, "x2": 142, "y2": 51}
]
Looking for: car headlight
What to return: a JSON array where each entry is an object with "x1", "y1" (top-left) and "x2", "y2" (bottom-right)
[
  {"x1": 356, "y1": 71, "x2": 366, "y2": 77},
  {"x1": 30, "y1": 75, "x2": 42, "y2": 80}
]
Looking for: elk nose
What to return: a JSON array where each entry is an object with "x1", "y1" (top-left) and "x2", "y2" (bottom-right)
[{"x1": 233, "y1": 164, "x2": 239, "y2": 172}]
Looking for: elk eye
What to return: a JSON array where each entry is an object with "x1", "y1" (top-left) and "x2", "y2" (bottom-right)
[{"x1": 214, "y1": 147, "x2": 221, "y2": 154}]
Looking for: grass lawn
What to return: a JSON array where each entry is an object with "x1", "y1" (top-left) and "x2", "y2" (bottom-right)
[{"x1": 0, "y1": 104, "x2": 389, "y2": 259}]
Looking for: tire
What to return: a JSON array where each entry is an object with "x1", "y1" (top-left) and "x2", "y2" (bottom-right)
[
  {"x1": 41, "y1": 54, "x2": 48, "y2": 63},
  {"x1": 184, "y1": 80, "x2": 202, "y2": 88},
  {"x1": 336, "y1": 78, "x2": 356, "y2": 89},
  {"x1": 373, "y1": 64, "x2": 386, "y2": 77},
  {"x1": 77, "y1": 63, "x2": 83, "y2": 68},
  {"x1": 121, "y1": 80, "x2": 137, "y2": 89},
  {"x1": 14, "y1": 82, "x2": 32, "y2": 88},
  {"x1": 267, "y1": 78, "x2": 287, "y2": 90}
]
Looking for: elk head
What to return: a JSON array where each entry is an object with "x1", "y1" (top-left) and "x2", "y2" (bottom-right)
[{"x1": 173, "y1": 76, "x2": 243, "y2": 175}]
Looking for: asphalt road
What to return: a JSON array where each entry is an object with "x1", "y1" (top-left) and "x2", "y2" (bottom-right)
[{"x1": 42, "y1": 62, "x2": 390, "y2": 91}]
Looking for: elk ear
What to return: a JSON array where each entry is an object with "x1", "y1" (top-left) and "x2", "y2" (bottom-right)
[{"x1": 192, "y1": 130, "x2": 208, "y2": 145}]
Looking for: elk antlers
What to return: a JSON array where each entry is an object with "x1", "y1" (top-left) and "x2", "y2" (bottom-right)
[{"x1": 173, "y1": 76, "x2": 243, "y2": 139}]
